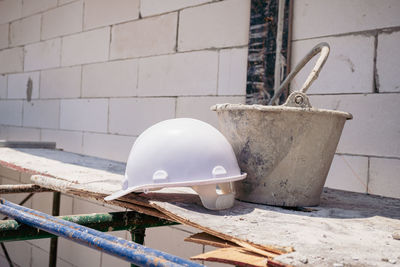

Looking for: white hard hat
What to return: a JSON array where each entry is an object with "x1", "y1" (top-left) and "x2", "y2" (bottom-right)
[{"x1": 105, "y1": 118, "x2": 246, "y2": 210}]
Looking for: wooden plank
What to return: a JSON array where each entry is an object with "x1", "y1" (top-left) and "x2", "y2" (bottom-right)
[
  {"x1": 32, "y1": 173, "x2": 287, "y2": 257},
  {"x1": 191, "y1": 247, "x2": 288, "y2": 267},
  {"x1": 185, "y1": 232, "x2": 280, "y2": 259},
  {"x1": 0, "y1": 184, "x2": 53, "y2": 194},
  {"x1": 185, "y1": 232, "x2": 237, "y2": 248},
  {"x1": 0, "y1": 148, "x2": 125, "y2": 194},
  {"x1": 1, "y1": 148, "x2": 400, "y2": 266},
  {"x1": 31, "y1": 175, "x2": 172, "y2": 221},
  {"x1": 140, "y1": 191, "x2": 293, "y2": 256}
]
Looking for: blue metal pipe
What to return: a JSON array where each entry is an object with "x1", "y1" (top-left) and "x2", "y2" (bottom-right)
[
  {"x1": 0, "y1": 199, "x2": 204, "y2": 267},
  {"x1": 2, "y1": 199, "x2": 202, "y2": 266}
]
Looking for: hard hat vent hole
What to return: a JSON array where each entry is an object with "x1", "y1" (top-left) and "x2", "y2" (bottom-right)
[
  {"x1": 212, "y1": 166, "x2": 227, "y2": 178},
  {"x1": 152, "y1": 170, "x2": 168, "y2": 183}
]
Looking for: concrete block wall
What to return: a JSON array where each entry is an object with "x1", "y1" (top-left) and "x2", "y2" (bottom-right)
[
  {"x1": 291, "y1": 0, "x2": 400, "y2": 198},
  {"x1": 1, "y1": 0, "x2": 399, "y2": 266},
  {"x1": 0, "y1": 0, "x2": 249, "y2": 160},
  {"x1": 0, "y1": 0, "x2": 248, "y2": 266}
]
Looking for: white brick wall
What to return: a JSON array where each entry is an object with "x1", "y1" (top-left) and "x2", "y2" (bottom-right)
[
  {"x1": 73, "y1": 197, "x2": 114, "y2": 214},
  {"x1": 27, "y1": 239, "x2": 50, "y2": 258},
  {"x1": 369, "y1": 158, "x2": 400, "y2": 198},
  {"x1": 0, "y1": 125, "x2": 40, "y2": 141},
  {"x1": 31, "y1": 246, "x2": 75, "y2": 267},
  {"x1": 31, "y1": 247, "x2": 74, "y2": 267},
  {"x1": 2, "y1": 241, "x2": 31, "y2": 267},
  {"x1": 61, "y1": 27, "x2": 110, "y2": 66},
  {"x1": 145, "y1": 226, "x2": 203, "y2": 259},
  {"x1": 82, "y1": 132, "x2": 135, "y2": 162},
  {"x1": 60, "y1": 98, "x2": 108, "y2": 132},
  {"x1": 58, "y1": 0, "x2": 76, "y2": 6},
  {"x1": 0, "y1": 23, "x2": 9, "y2": 49},
  {"x1": 0, "y1": 100, "x2": 23, "y2": 126},
  {"x1": 0, "y1": 0, "x2": 22, "y2": 24},
  {"x1": 309, "y1": 94, "x2": 400, "y2": 158},
  {"x1": 24, "y1": 38, "x2": 61, "y2": 71},
  {"x1": 109, "y1": 97, "x2": 176, "y2": 135},
  {"x1": 0, "y1": 75, "x2": 7, "y2": 98},
  {"x1": 7, "y1": 72, "x2": 40, "y2": 99},
  {"x1": 377, "y1": 31, "x2": 400, "y2": 92},
  {"x1": 176, "y1": 96, "x2": 246, "y2": 128},
  {"x1": 40, "y1": 66, "x2": 81, "y2": 99},
  {"x1": 84, "y1": 0, "x2": 140, "y2": 30},
  {"x1": 110, "y1": 13, "x2": 177, "y2": 59},
  {"x1": 58, "y1": 239, "x2": 101, "y2": 267},
  {"x1": 1, "y1": 1, "x2": 398, "y2": 266},
  {"x1": 10, "y1": 14, "x2": 41, "y2": 46},
  {"x1": 293, "y1": 1, "x2": 400, "y2": 201},
  {"x1": 82, "y1": 59, "x2": 138, "y2": 97},
  {"x1": 31, "y1": 246, "x2": 48, "y2": 267},
  {"x1": 292, "y1": 0, "x2": 400, "y2": 40},
  {"x1": 178, "y1": 0, "x2": 250, "y2": 51},
  {"x1": 32, "y1": 192, "x2": 73, "y2": 215},
  {"x1": 41, "y1": 1, "x2": 83, "y2": 40},
  {"x1": 138, "y1": 51, "x2": 218, "y2": 96},
  {"x1": 22, "y1": 0, "x2": 57, "y2": 17},
  {"x1": 140, "y1": 0, "x2": 211, "y2": 17},
  {"x1": 31, "y1": 192, "x2": 55, "y2": 214},
  {"x1": 41, "y1": 129, "x2": 83, "y2": 153},
  {"x1": 324, "y1": 155, "x2": 368, "y2": 193},
  {"x1": 0, "y1": 48, "x2": 24, "y2": 74},
  {"x1": 23, "y1": 100, "x2": 60, "y2": 128},
  {"x1": 291, "y1": 35, "x2": 375, "y2": 94},
  {"x1": 218, "y1": 47, "x2": 248, "y2": 96},
  {"x1": 101, "y1": 250, "x2": 130, "y2": 267},
  {"x1": 0, "y1": 165, "x2": 21, "y2": 181},
  {"x1": 0, "y1": 255, "x2": 10, "y2": 266}
]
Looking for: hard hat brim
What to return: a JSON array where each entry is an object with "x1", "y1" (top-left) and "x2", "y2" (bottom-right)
[{"x1": 104, "y1": 173, "x2": 247, "y2": 201}]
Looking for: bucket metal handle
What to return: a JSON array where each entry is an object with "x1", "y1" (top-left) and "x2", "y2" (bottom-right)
[{"x1": 268, "y1": 42, "x2": 330, "y2": 105}]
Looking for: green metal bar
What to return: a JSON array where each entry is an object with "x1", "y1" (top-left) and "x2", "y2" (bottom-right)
[
  {"x1": 49, "y1": 192, "x2": 61, "y2": 267},
  {"x1": 0, "y1": 211, "x2": 178, "y2": 242},
  {"x1": 131, "y1": 228, "x2": 146, "y2": 267}
]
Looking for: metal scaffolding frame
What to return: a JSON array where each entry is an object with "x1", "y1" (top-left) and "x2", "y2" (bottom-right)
[{"x1": 0, "y1": 185, "x2": 203, "y2": 267}]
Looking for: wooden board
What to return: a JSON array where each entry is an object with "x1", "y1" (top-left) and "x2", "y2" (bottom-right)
[
  {"x1": 185, "y1": 232, "x2": 286, "y2": 266},
  {"x1": 191, "y1": 247, "x2": 287, "y2": 267},
  {"x1": 185, "y1": 232, "x2": 238, "y2": 248},
  {"x1": 1, "y1": 148, "x2": 400, "y2": 266}
]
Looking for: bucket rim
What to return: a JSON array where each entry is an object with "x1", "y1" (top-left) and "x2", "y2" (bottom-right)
[{"x1": 211, "y1": 103, "x2": 353, "y2": 120}]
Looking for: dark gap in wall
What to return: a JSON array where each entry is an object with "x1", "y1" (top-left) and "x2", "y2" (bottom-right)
[
  {"x1": 246, "y1": 0, "x2": 291, "y2": 105},
  {"x1": 373, "y1": 32, "x2": 380, "y2": 93},
  {"x1": 26, "y1": 77, "x2": 33, "y2": 102}
]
